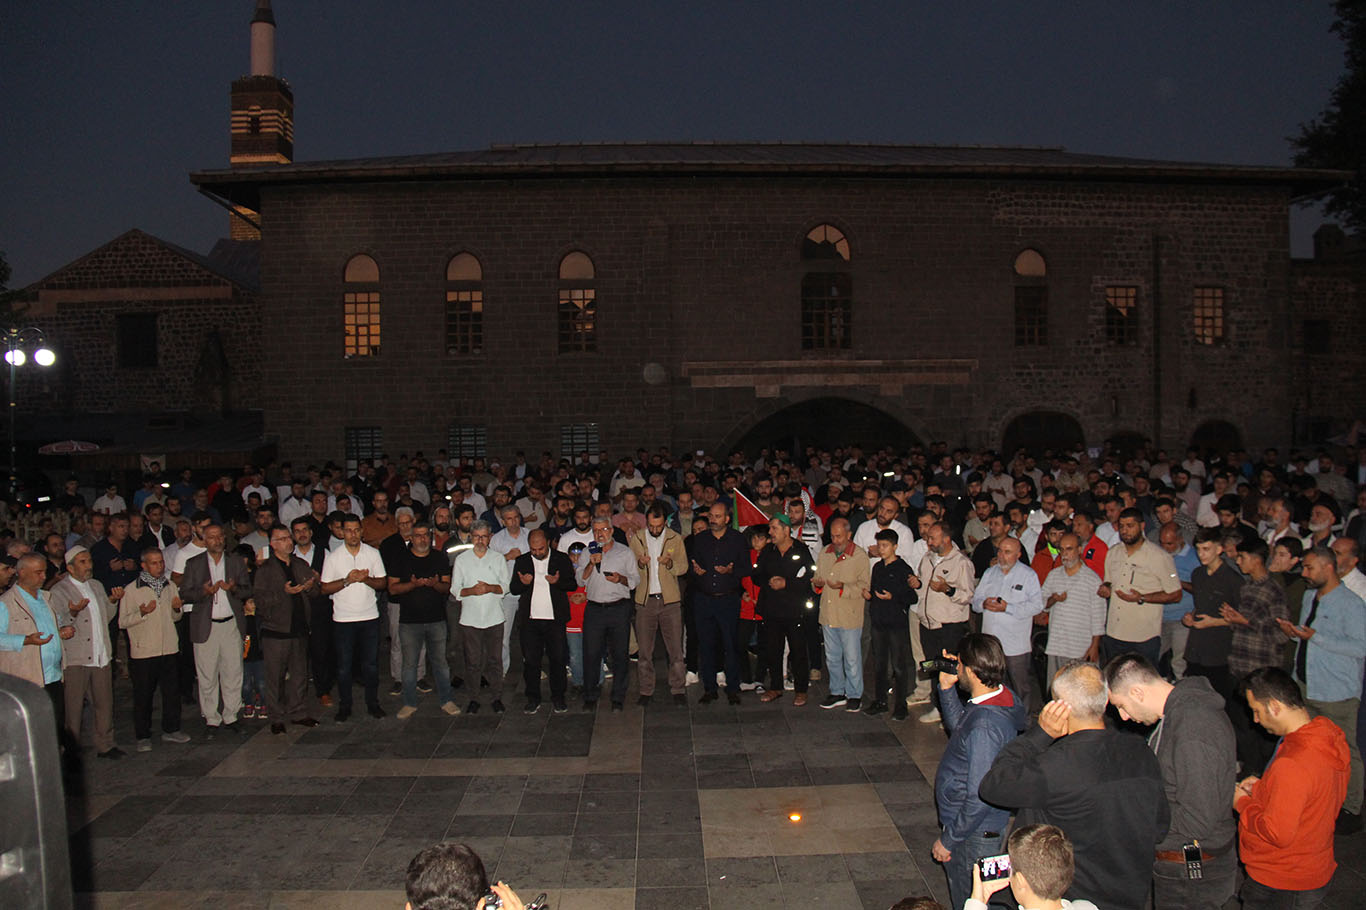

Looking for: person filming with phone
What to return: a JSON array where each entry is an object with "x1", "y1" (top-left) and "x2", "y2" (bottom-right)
[{"x1": 966, "y1": 824, "x2": 1098, "y2": 910}]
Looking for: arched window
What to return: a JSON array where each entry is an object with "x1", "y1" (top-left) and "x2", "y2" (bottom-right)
[
  {"x1": 445, "y1": 252, "x2": 484, "y2": 355},
  {"x1": 1013, "y1": 248, "x2": 1047, "y2": 346},
  {"x1": 343, "y1": 254, "x2": 380, "y2": 358},
  {"x1": 800, "y1": 224, "x2": 851, "y2": 350},
  {"x1": 558, "y1": 252, "x2": 596, "y2": 353}
]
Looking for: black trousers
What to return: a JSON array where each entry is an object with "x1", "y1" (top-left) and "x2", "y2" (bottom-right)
[
  {"x1": 683, "y1": 592, "x2": 700, "y2": 672},
  {"x1": 130, "y1": 653, "x2": 182, "y2": 739},
  {"x1": 522, "y1": 617, "x2": 568, "y2": 704},
  {"x1": 176, "y1": 617, "x2": 196, "y2": 701},
  {"x1": 920, "y1": 622, "x2": 970, "y2": 710},
  {"x1": 583, "y1": 600, "x2": 631, "y2": 705},
  {"x1": 871, "y1": 624, "x2": 911, "y2": 705},
  {"x1": 695, "y1": 593, "x2": 741, "y2": 695},
  {"x1": 1229, "y1": 671, "x2": 1279, "y2": 774},
  {"x1": 763, "y1": 615, "x2": 808, "y2": 694},
  {"x1": 309, "y1": 598, "x2": 336, "y2": 696},
  {"x1": 737, "y1": 618, "x2": 766, "y2": 685}
]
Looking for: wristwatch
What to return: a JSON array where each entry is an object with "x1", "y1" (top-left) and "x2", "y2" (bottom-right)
[{"x1": 1137, "y1": 595, "x2": 1145, "y2": 605}]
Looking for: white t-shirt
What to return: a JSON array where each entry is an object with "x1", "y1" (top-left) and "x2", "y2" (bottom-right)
[
  {"x1": 322, "y1": 543, "x2": 386, "y2": 622},
  {"x1": 530, "y1": 554, "x2": 554, "y2": 620},
  {"x1": 171, "y1": 541, "x2": 207, "y2": 611},
  {"x1": 557, "y1": 527, "x2": 594, "y2": 553}
]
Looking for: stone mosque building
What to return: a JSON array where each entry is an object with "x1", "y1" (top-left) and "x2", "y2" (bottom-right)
[{"x1": 19, "y1": 0, "x2": 1364, "y2": 476}]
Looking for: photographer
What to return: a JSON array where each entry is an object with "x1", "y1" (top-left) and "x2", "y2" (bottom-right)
[
  {"x1": 967, "y1": 824, "x2": 1098, "y2": 910},
  {"x1": 404, "y1": 842, "x2": 535, "y2": 910}
]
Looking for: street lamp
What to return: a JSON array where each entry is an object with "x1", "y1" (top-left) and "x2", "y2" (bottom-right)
[{"x1": 5, "y1": 327, "x2": 56, "y2": 503}]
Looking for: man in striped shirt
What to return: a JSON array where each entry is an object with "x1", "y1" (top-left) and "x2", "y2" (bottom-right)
[{"x1": 1041, "y1": 533, "x2": 1107, "y2": 682}]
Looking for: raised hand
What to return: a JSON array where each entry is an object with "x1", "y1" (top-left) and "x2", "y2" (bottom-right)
[{"x1": 68, "y1": 597, "x2": 90, "y2": 614}]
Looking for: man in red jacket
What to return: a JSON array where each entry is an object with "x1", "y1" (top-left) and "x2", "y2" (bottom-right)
[{"x1": 1235, "y1": 666, "x2": 1349, "y2": 909}]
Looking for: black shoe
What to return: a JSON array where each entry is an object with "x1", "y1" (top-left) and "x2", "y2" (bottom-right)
[
  {"x1": 727, "y1": 692, "x2": 742, "y2": 706},
  {"x1": 629, "y1": 651, "x2": 639, "y2": 662},
  {"x1": 450, "y1": 675, "x2": 465, "y2": 690},
  {"x1": 524, "y1": 700, "x2": 541, "y2": 715},
  {"x1": 270, "y1": 723, "x2": 286, "y2": 735},
  {"x1": 845, "y1": 698, "x2": 862, "y2": 712},
  {"x1": 388, "y1": 682, "x2": 403, "y2": 696},
  {"x1": 292, "y1": 717, "x2": 320, "y2": 727},
  {"x1": 637, "y1": 694, "x2": 652, "y2": 707},
  {"x1": 480, "y1": 676, "x2": 489, "y2": 689},
  {"x1": 204, "y1": 725, "x2": 219, "y2": 740},
  {"x1": 582, "y1": 700, "x2": 597, "y2": 712},
  {"x1": 699, "y1": 691, "x2": 718, "y2": 704},
  {"x1": 97, "y1": 747, "x2": 126, "y2": 760},
  {"x1": 1337, "y1": 810, "x2": 1363, "y2": 835},
  {"x1": 891, "y1": 707, "x2": 908, "y2": 722},
  {"x1": 416, "y1": 678, "x2": 434, "y2": 694},
  {"x1": 820, "y1": 695, "x2": 847, "y2": 710},
  {"x1": 466, "y1": 700, "x2": 480, "y2": 714},
  {"x1": 491, "y1": 700, "x2": 506, "y2": 714},
  {"x1": 864, "y1": 701, "x2": 888, "y2": 716},
  {"x1": 223, "y1": 721, "x2": 243, "y2": 735},
  {"x1": 553, "y1": 700, "x2": 568, "y2": 713},
  {"x1": 673, "y1": 694, "x2": 688, "y2": 707},
  {"x1": 367, "y1": 704, "x2": 386, "y2": 719},
  {"x1": 335, "y1": 709, "x2": 351, "y2": 723},
  {"x1": 611, "y1": 702, "x2": 624, "y2": 713}
]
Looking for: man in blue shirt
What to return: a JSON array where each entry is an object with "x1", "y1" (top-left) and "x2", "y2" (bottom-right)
[
  {"x1": 0, "y1": 554, "x2": 75, "y2": 743},
  {"x1": 972, "y1": 537, "x2": 1043, "y2": 710},
  {"x1": 1280, "y1": 544, "x2": 1366, "y2": 833},
  {"x1": 1158, "y1": 522, "x2": 1200, "y2": 679}
]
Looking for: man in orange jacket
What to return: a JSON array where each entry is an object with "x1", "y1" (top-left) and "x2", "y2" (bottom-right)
[{"x1": 1235, "y1": 666, "x2": 1349, "y2": 909}]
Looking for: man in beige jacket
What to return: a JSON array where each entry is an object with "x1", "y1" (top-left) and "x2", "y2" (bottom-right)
[
  {"x1": 51, "y1": 545, "x2": 121, "y2": 758},
  {"x1": 915, "y1": 521, "x2": 977, "y2": 724},
  {"x1": 628, "y1": 504, "x2": 689, "y2": 706},
  {"x1": 814, "y1": 517, "x2": 871, "y2": 711},
  {"x1": 119, "y1": 548, "x2": 191, "y2": 751}
]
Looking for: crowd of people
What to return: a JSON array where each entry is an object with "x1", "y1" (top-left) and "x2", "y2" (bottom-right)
[{"x1": 1, "y1": 439, "x2": 1364, "y2": 908}]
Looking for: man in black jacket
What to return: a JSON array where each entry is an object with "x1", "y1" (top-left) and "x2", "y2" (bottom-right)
[
  {"x1": 510, "y1": 529, "x2": 578, "y2": 713},
  {"x1": 1105, "y1": 653, "x2": 1237, "y2": 910},
  {"x1": 979, "y1": 660, "x2": 1169, "y2": 910},
  {"x1": 755, "y1": 514, "x2": 816, "y2": 707},
  {"x1": 252, "y1": 525, "x2": 320, "y2": 733}
]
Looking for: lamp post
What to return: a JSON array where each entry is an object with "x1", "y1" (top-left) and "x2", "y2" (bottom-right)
[{"x1": 4, "y1": 327, "x2": 56, "y2": 504}]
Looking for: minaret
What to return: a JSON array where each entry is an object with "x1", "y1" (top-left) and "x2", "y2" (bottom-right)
[{"x1": 228, "y1": 0, "x2": 293, "y2": 239}]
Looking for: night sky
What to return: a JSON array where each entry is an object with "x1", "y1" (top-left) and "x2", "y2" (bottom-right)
[{"x1": 0, "y1": 2, "x2": 1346, "y2": 287}]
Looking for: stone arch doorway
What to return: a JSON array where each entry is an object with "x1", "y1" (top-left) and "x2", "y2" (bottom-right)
[
  {"x1": 728, "y1": 397, "x2": 922, "y2": 456},
  {"x1": 1190, "y1": 420, "x2": 1243, "y2": 457},
  {"x1": 1001, "y1": 411, "x2": 1085, "y2": 458}
]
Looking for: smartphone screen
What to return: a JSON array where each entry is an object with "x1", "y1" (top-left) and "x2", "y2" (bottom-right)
[{"x1": 977, "y1": 853, "x2": 1011, "y2": 882}]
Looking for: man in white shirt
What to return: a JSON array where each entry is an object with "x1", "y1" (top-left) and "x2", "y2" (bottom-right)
[
  {"x1": 556, "y1": 504, "x2": 595, "y2": 554},
  {"x1": 450, "y1": 520, "x2": 512, "y2": 715},
  {"x1": 51, "y1": 546, "x2": 122, "y2": 758},
  {"x1": 491, "y1": 504, "x2": 532, "y2": 674},
  {"x1": 180, "y1": 525, "x2": 251, "y2": 735},
  {"x1": 972, "y1": 537, "x2": 1044, "y2": 709},
  {"x1": 1195, "y1": 471, "x2": 1232, "y2": 528},
  {"x1": 277, "y1": 480, "x2": 312, "y2": 528},
  {"x1": 240, "y1": 470, "x2": 271, "y2": 507},
  {"x1": 92, "y1": 483, "x2": 127, "y2": 515},
  {"x1": 320, "y1": 514, "x2": 387, "y2": 721}
]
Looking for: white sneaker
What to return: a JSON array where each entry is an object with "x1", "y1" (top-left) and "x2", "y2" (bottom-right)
[
  {"x1": 397, "y1": 705, "x2": 418, "y2": 719},
  {"x1": 685, "y1": 671, "x2": 700, "y2": 685},
  {"x1": 739, "y1": 682, "x2": 759, "y2": 692},
  {"x1": 906, "y1": 691, "x2": 933, "y2": 706},
  {"x1": 716, "y1": 672, "x2": 726, "y2": 687},
  {"x1": 918, "y1": 707, "x2": 942, "y2": 725},
  {"x1": 161, "y1": 731, "x2": 191, "y2": 744},
  {"x1": 136, "y1": 739, "x2": 152, "y2": 753}
]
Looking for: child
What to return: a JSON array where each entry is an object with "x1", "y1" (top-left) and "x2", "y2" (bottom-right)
[
  {"x1": 865, "y1": 527, "x2": 915, "y2": 720},
  {"x1": 564, "y1": 542, "x2": 588, "y2": 690},
  {"x1": 237, "y1": 542, "x2": 266, "y2": 719},
  {"x1": 738, "y1": 524, "x2": 768, "y2": 691}
]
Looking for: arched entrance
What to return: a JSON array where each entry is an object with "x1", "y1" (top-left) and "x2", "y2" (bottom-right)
[
  {"x1": 730, "y1": 398, "x2": 921, "y2": 456},
  {"x1": 1190, "y1": 420, "x2": 1243, "y2": 457},
  {"x1": 1001, "y1": 411, "x2": 1085, "y2": 458}
]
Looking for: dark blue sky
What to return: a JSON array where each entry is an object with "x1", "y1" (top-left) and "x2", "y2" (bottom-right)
[{"x1": 1, "y1": 2, "x2": 1346, "y2": 286}]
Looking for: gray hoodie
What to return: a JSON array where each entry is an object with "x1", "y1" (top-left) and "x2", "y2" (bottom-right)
[{"x1": 1149, "y1": 675, "x2": 1237, "y2": 852}]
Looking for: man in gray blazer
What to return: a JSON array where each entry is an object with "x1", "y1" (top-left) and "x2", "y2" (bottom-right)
[
  {"x1": 179, "y1": 524, "x2": 253, "y2": 736},
  {"x1": 51, "y1": 546, "x2": 121, "y2": 758}
]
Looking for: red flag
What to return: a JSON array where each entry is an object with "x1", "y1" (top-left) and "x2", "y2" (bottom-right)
[{"x1": 732, "y1": 489, "x2": 768, "y2": 529}]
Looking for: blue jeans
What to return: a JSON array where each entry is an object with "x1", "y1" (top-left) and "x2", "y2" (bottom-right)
[
  {"x1": 334, "y1": 618, "x2": 380, "y2": 711},
  {"x1": 241, "y1": 660, "x2": 265, "y2": 703},
  {"x1": 400, "y1": 622, "x2": 452, "y2": 707},
  {"x1": 822, "y1": 625, "x2": 864, "y2": 700},
  {"x1": 567, "y1": 631, "x2": 584, "y2": 686},
  {"x1": 943, "y1": 831, "x2": 1004, "y2": 910},
  {"x1": 1239, "y1": 877, "x2": 1329, "y2": 910}
]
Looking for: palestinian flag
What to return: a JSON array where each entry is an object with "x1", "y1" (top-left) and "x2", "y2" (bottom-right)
[{"x1": 732, "y1": 489, "x2": 769, "y2": 530}]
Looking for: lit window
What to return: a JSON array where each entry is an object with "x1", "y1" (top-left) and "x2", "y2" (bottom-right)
[
  {"x1": 1105, "y1": 286, "x2": 1138, "y2": 346},
  {"x1": 1193, "y1": 287, "x2": 1225, "y2": 345},
  {"x1": 1014, "y1": 287, "x2": 1047, "y2": 346},
  {"x1": 445, "y1": 253, "x2": 483, "y2": 355},
  {"x1": 1014, "y1": 249, "x2": 1046, "y2": 277},
  {"x1": 343, "y1": 254, "x2": 381, "y2": 358},
  {"x1": 801, "y1": 224, "x2": 851, "y2": 350},
  {"x1": 558, "y1": 252, "x2": 596, "y2": 353}
]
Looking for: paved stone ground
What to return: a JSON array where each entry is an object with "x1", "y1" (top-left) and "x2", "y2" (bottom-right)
[{"x1": 64, "y1": 652, "x2": 1366, "y2": 909}]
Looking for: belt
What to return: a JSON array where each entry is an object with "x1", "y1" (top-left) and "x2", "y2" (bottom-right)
[{"x1": 212, "y1": 616, "x2": 235, "y2": 623}]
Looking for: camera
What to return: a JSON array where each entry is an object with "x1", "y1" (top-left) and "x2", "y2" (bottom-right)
[
  {"x1": 919, "y1": 657, "x2": 958, "y2": 675},
  {"x1": 977, "y1": 853, "x2": 1011, "y2": 882}
]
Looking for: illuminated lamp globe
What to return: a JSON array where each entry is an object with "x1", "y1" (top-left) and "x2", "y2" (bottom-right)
[
  {"x1": 4, "y1": 349, "x2": 25, "y2": 367},
  {"x1": 34, "y1": 347, "x2": 56, "y2": 367}
]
